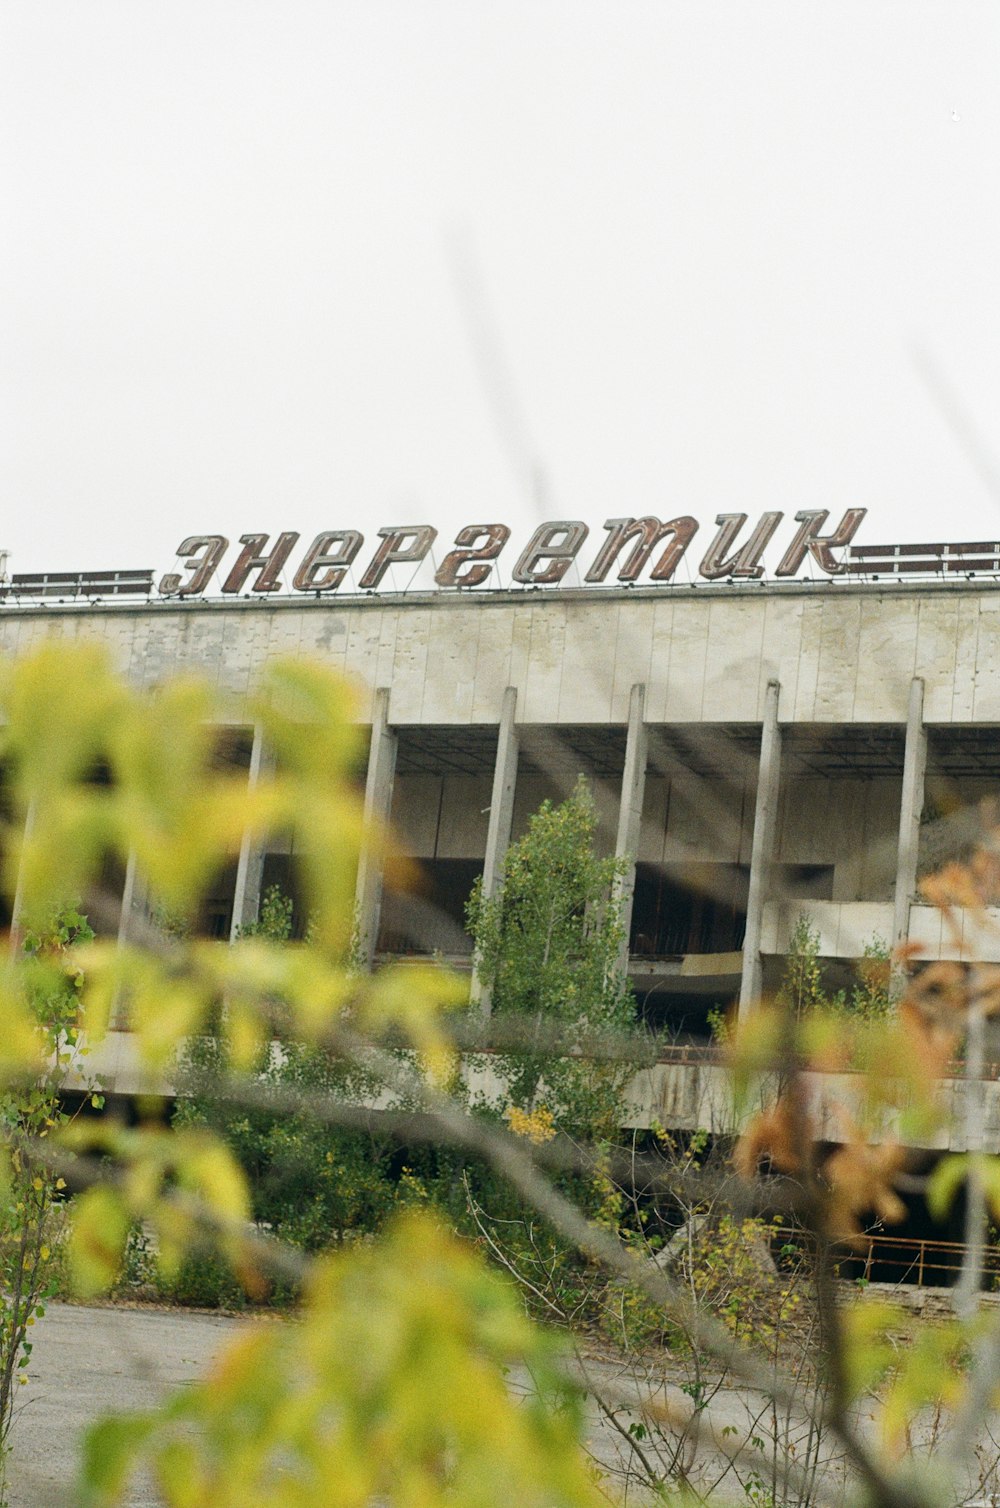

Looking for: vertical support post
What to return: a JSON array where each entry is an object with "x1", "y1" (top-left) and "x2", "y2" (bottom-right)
[
  {"x1": 229, "y1": 723, "x2": 268, "y2": 942},
  {"x1": 8, "y1": 798, "x2": 35, "y2": 957},
  {"x1": 612, "y1": 683, "x2": 648, "y2": 977},
  {"x1": 470, "y1": 687, "x2": 519, "y2": 1014},
  {"x1": 893, "y1": 676, "x2": 927, "y2": 956},
  {"x1": 117, "y1": 850, "x2": 148, "y2": 946},
  {"x1": 739, "y1": 679, "x2": 782, "y2": 1016},
  {"x1": 112, "y1": 848, "x2": 149, "y2": 1028},
  {"x1": 354, "y1": 688, "x2": 398, "y2": 970}
]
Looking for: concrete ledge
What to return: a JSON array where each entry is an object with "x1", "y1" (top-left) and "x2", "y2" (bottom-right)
[{"x1": 61, "y1": 1036, "x2": 1000, "y2": 1154}]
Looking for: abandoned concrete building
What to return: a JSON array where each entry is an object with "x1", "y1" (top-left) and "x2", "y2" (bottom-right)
[
  {"x1": 0, "y1": 563, "x2": 994, "y2": 1015},
  {"x1": 0, "y1": 569, "x2": 996, "y2": 1024},
  {"x1": 6, "y1": 554, "x2": 1000, "y2": 1274}
]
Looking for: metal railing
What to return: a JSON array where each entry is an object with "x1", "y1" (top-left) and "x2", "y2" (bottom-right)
[
  {"x1": 653, "y1": 1041, "x2": 725, "y2": 1067},
  {"x1": 0, "y1": 569, "x2": 154, "y2": 600},
  {"x1": 648, "y1": 1040, "x2": 1000, "y2": 1080},
  {"x1": 848, "y1": 540, "x2": 1000, "y2": 577},
  {"x1": 774, "y1": 1226, "x2": 1000, "y2": 1290}
]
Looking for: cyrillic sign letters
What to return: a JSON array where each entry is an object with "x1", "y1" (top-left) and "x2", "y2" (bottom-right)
[{"x1": 158, "y1": 509, "x2": 868, "y2": 598}]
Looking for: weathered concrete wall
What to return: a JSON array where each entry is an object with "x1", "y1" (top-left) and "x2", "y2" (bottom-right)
[
  {"x1": 389, "y1": 762, "x2": 903, "y2": 887},
  {"x1": 640, "y1": 771, "x2": 755, "y2": 865},
  {"x1": 625, "y1": 1060, "x2": 1000, "y2": 1153},
  {"x1": 778, "y1": 776, "x2": 902, "y2": 902},
  {"x1": 637, "y1": 770, "x2": 901, "y2": 898},
  {"x1": 3, "y1": 580, "x2": 1000, "y2": 729},
  {"x1": 908, "y1": 901, "x2": 1000, "y2": 963},
  {"x1": 761, "y1": 900, "x2": 895, "y2": 957},
  {"x1": 75, "y1": 1034, "x2": 1000, "y2": 1155},
  {"x1": 392, "y1": 774, "x2": 493, "y2": 859}
]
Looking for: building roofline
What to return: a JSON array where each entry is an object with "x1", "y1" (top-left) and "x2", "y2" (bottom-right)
[{"x1": 1, "y1": 573, "x2": 999, "y2": 619}]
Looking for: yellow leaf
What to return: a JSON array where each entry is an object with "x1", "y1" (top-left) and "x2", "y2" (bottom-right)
[{"x1": 69, "y1": 1186, "x2": 129, "y2": 1298}]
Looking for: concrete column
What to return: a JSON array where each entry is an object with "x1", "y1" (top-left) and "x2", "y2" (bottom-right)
[
  {"x1": 354, "y1": 688, "x2": 398, "y2": 969},
  {"x1": 117, "y1": 850, "x2": 148, "y2": 946},
  {"x1": 8, "y1": 798, "x2": 35, "y2": 956},
  {"x1": 113, "y1": 850, "x2": 151, "y2": 1028},
  {"x1": 893, "y1": 676, "x2": 927, "y2": 954},
  {"x1": 612, "y1": 683, "x2": 648, "y2": 976},
  {"x1": 470, "y1": 687, "x2": 519, "y2": 1014},
  {"x1": 739, "y1": 679, "x2": 782, "y2": 1016},
  {"x1": 229, "y1": 723, "x2": 269, "y2": 942}
]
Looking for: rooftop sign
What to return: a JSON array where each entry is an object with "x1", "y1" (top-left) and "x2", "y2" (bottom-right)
[
  {"x1": 7, "y1": 514, "x2": 1000, "y2": 605},
  {"x1": 157, "y1": 509, "x2": 868, "y2": 597}
]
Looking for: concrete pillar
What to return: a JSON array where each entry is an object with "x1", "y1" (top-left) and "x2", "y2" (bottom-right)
[
  {"x1": 111, "y1": 850, "x2": 152, "y2": 1028},
  {"x1": 229, "y1": 723, "x2": 269, "y2": 942},
  {"x1": 117, "y1": 850, "x2": 148, "y2": 946},
  {"x1": 354, "y1": 688, "x2": 398, "y2": 969},
  {"x1": 471, "y1": 687, "x2": 519, "y2": 1014},
  {"x1": 739, "y1": 679, "x2": 782, "y2": 1016},
  {"x1": 893, "y1": 677, "x2": 927, "y2": 954},
  {"x1": 8, "y1": 798, "x2": 35, "y2": 956},
  {"x1": 612, "y1": 683, "x2": 648, "y2": 976}
]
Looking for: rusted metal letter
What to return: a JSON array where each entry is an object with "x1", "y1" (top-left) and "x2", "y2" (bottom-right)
[
  {"x1": 435, "y1": 524, "x2": 511, "y2": 588},
  {"x1": 512, "y1": 521, "x2": 589, "y2": 585},
  {"x1": 222, "y1": 532, "x2": 301, "y2": 593},
  {"x1": 650, "y1": 518, "x2": 701, "y2": 580},
  {"x1": 292, "y1": 530, "x2": 364, "y2": 592},
  {"x1": 699, "y1": 512, "x2": 783, "y2": 580},
  {"x1": 775, "y1": 508, "x2": 868, "y2": 576},
  {"x1": 585, "y1": 516, "x2": 700, "y2": 584},
  {"x1": 358, "y1": 525, "x2": 438, "y2": 590},
  {"x1": 159, "y1": 536, "x2": 229, "y2": 597}
]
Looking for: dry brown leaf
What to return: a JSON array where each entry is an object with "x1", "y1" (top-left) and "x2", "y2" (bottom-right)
[
  {"x1": 823, "y1": 1140, "x2": 907, "y2": 1240},
  {"x1": 733, "y1": 1100, "x2": 804, "y2": 1178}
]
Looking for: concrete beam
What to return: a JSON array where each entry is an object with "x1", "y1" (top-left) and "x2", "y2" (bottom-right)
[
  {"x1": 739, "y1": 679, "x2": 782, "y2": 1016},
  {"x1": 893, "y1": 676, "x2": 927, "y2": 954},
  {"x1": 354, "y1": 688, "x2": 398, "y2": 969},
  {"x1": 612, "y1": 683, "x2": 648, "y2": 976},
  {"x1": 471, "y1": 687, "x2": 519, "y2": 1014},
  {"x1": 229, "y1": 723, "x2": 270, "y2": 942}
]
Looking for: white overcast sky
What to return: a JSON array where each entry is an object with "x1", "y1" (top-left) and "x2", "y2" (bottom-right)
[{"x1": 4, "y1": 2, "x2": 1000, "y2": 581}]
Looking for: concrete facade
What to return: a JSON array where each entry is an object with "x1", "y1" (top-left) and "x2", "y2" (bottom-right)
[
  {"x1": 5, "y1": 577, "x2": 1000, "y2": 1030},
  {"x1": 9, "y1": 576, "x2": 1000, "y2": 727}
]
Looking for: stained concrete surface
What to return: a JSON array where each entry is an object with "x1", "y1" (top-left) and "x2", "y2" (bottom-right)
[{"x1": 6, "y1": 1302, "x2": 243, "y2": 1507}]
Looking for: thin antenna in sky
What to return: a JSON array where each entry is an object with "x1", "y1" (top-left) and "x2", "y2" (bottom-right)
[{"x1": 445, "y1": 225, "x2": 552, "y2": 520}]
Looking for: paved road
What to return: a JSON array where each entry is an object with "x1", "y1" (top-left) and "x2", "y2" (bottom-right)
[
  {"x1": 7, "y1": 1300, "x2": 994, "y2": 1507},
  {"x1": 6, "y1": 1302, "x2": 243, "y2": 1507},
  {"x1": 3, "y1": 1300, "x2": 829, "y2": 1507},
  {"x1": 4, "y1": 1302, "x2": 693, "y2": 1506}
]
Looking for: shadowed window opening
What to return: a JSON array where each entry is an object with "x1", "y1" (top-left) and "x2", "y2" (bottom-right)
[
  {"x1": 197, "y1": 861, "x2": 238, "y2": 939},
  {"x1": 377, "y1": 859, "x2": 482, "y2": 957},
  {"x1": 631, "y1": 863, "x2": 748, "y2": 957}
]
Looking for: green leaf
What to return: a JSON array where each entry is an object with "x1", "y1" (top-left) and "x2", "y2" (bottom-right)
[
  {"x1": 79, "y1": 1412, "x2": 158, "y2": 1507},
  {"x1": 926, "y1": 1153, "x2": 1000, "y2": 1224},
  {"x1": 927, "y1": 1154, "x2": 969, "y2": 1221}
]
